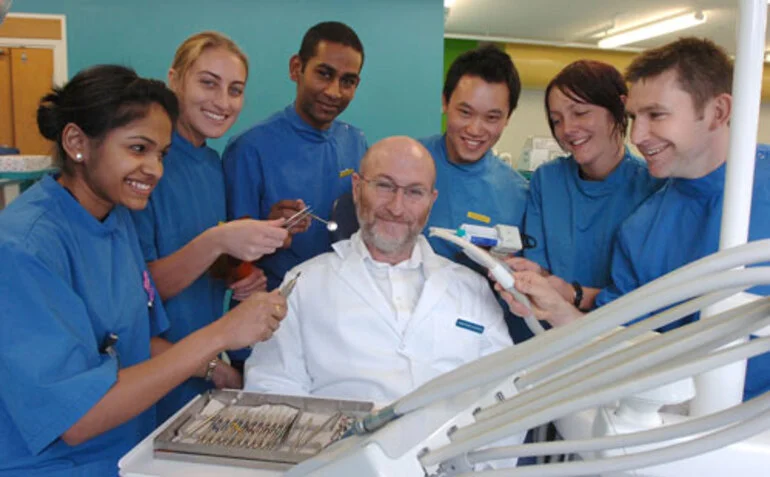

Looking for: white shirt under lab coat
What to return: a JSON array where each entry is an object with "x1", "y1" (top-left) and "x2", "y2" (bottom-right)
[{"x1": 244, "y1": 232, "x2": 513, "y2": 403}]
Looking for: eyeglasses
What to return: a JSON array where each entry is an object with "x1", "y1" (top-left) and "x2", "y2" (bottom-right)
[{"x1": 360, "y1": 176, "x2": 432, "y2": 203}]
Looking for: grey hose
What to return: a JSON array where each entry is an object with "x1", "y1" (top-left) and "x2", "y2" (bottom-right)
[{"x1": 466, "y1": 390, "x2": 770, "y2": 463}]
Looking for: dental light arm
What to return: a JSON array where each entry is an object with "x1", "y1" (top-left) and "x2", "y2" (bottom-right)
[
  {"x1": 343, "y1": 266, "x2": 770, "y2": 448},
  {"x1": 340, "y1": 243, "x2": 770, "y2": 467},
  {"x1": 517, "y1": 289, "x2": 743, "y2": 389},
  {"x1": 344, "y1": 265, "x2": 770, "y2": 441},
  {"x1": 476, "y1": 302, "x2": 766, "y2": 426},
  {"x1": 420, "y1": 336, "x2": 770, "y2": 468},
  {"x1": 465, "y1": 390, "x2": 770, "y2": 462},
  {"x1": 452, "y1": 297, "x2": 770, "y2": 451},
  {"x1": 472, "y1": 297, "x2": 770, "y2": 428},
  {"x1": 456, "y1": 407, "x2": 770, "y2": 477},
  {"x1": 393, "y1": 241, "x2": 770, "y2": 416},
  {"x1": 295, "y1": 243, "x2": 770, "y2": 477}
]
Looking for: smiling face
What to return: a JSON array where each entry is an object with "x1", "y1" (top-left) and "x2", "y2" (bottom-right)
[
  {"x1": 547, "y1": 86, "x2": 623, "y2": 172},
  {"x1": 353, "y1": 137, "x2": 438, "y2": 264},
  {"x1": 442, "y1": 74, "x2": 510, "y2": 164},
  {"x1": 170, "y1": 46, "x2": 247, "y2": 146},
  {"x1": 290, "y1": 40, "x2": 362, "y2": 130},
  {"x1": 627, "y1": 69, "x2": 723, "y2": 179},
  {"x1": 68, "y1": 103, "x2": 173, "y2": 219}
]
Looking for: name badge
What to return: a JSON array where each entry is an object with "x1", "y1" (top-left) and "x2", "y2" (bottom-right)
[
  {"x1": 466, "y1": 211, "x2": 491, "y2": 224},
  {"x1": 456, "y1": 318, "x2": 485, "y2": 334}
]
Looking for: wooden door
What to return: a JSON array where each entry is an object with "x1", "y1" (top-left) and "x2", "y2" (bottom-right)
[
  {"x1": 0, "y1": 47, "x2": 13, "y2": 148},
  {"x1": 10, "y1": 47, "x2": 54, "y2": 155}
]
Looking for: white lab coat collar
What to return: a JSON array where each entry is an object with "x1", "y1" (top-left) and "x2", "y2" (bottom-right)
[{"x1": 331, "y1": 232, "x2": 461, "y2": 331}]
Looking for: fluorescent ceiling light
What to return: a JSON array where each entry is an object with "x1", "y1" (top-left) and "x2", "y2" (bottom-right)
[{"x1": 598, "y1": 11, "x2": 706, "y2": 49}]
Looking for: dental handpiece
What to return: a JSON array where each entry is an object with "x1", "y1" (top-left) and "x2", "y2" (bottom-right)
[{"x1": 428, "y1": 227, "x2": 544, "y2": 334}]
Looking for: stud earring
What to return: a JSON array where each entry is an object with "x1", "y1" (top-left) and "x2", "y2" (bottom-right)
[{"x1": 75, "y1": 153, "x2": 83, "y2": 161}]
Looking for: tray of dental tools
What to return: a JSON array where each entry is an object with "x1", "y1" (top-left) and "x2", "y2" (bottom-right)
[{"x1": 153, "y1": 389, "x2": 374, "y2": 470}]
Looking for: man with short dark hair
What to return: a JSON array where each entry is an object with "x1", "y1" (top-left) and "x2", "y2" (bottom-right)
[
  {"x1": 223, "y1": 21, "x2": 368, "y2": 291},
  {"x1": 421, "y1": 45, "x2": 527, "y2": 259}
]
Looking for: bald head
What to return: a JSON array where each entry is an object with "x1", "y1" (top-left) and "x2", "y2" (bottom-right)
[
  {"x1": 360, "y1": 136, "x2": 436, "y2": 188},
  {"x1": 353, "y1": 136, "x2": 439, "y2": 264}
]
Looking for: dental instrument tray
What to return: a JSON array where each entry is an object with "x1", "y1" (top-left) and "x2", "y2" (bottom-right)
[{"x1": 153, "y1": 389, "x2": 374, "y2": 470}]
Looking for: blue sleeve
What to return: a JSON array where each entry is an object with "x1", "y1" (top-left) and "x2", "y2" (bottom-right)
[
  {"x1": 222, "y1": 135, "x2": 264, "y2": 221},
  {"x1": 523, "y1": 170, "x2": 549, "y2": 270},
  {"x1": 0, "y1": 245, "x2": 118, "y2": 455},
  {"x1": 594, "y1": 226, "x2": 639, "y2": 308},
  {"x1": 130, "y1": 201, "x2": 159, "y2": 261}
]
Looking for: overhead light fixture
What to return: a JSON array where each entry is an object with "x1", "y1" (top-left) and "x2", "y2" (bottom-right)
[{"x1": 598, "y1": 11, "x2": 707, "y2": 49}]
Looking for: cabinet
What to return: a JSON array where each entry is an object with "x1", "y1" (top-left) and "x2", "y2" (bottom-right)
[{"x1": 0, "y1": 46, "x2": 54, "y2": 154}]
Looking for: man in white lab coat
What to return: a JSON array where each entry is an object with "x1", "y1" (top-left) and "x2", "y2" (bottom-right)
[{"x1": 244, "y1": 136, "x2": 513, "y2": 403}]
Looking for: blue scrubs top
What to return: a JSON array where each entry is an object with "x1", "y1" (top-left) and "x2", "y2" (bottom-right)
[
  {"x1": 131, "y1": 131, "x2": 230, "y2": 424},
  {"x1": 524, "y1": 149, "x2": 662, "y2": 287},
  {"x1": 420, "y1": 134, "x2": 529, "y2": 260},
  {"x1": 0, "y1": 175, "x2": 168, "y2": 476},
  {"x1": 596, "y1": 146, "x2": 770, "y2": 400},
  {"x1": 223, "y1": 104, "x2": 368, "y2": 290},
  {"x1": 419, "y1": 134, "x2": 529, "y2": 342}
]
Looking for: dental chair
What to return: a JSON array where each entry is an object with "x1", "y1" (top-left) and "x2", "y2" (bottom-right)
[{"x1": 330, "y1": 191, "x2": 359, "y2": 243}]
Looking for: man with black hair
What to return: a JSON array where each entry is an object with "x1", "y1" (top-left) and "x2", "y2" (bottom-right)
[
  {"x1": 421, "y1": 45, "x2": 527, "y2": 262},
  {"x1": 420, "y1": 45, "x2": 529, "y2": 341},
  {"x1": 223, "y1": 21, "x2": 368, "y2": 291}
]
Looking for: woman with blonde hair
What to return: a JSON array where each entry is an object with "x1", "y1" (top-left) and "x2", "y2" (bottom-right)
[{"x1": 131, "y1": 32, "x2": 288, "y2": 423}]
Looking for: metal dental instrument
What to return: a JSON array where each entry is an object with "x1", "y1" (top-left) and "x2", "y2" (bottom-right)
[
  {"x1": 282, "y1": 206, "x2": 312, "y2": 230},
  {"x1": 281, "y1": 205, "x2": 338, "y2": 232},
  {"x1": 279, "y1": 272, "x2": 301, "y2": 298},
  {"x1": 308, "y1": 212, "x2": 339, "y2": 232},
  {"x1": 245, "y1": 273, "x2": 298, "y2": 350},
  {"x1": 298, "y1": 412, "x2": 342, "y2": 451}
]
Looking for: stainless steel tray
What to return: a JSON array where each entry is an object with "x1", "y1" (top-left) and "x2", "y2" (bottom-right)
[{"x1": 153, "y1": 389, "x2": 374, "y2": 470}]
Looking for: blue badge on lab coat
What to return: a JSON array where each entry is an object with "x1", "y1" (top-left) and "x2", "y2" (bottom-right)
[{"x1": 456, "y1": 318, "x2": 485, "y2": 334}]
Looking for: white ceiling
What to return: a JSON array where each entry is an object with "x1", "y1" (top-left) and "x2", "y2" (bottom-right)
[{"x1": 444, "y1": 0, "x2": 769, "y2": 54}]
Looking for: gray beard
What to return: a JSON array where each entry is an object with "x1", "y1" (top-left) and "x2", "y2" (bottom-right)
[{"x1": 356, "y1": 214, "x2": 419, "y2": 257}]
